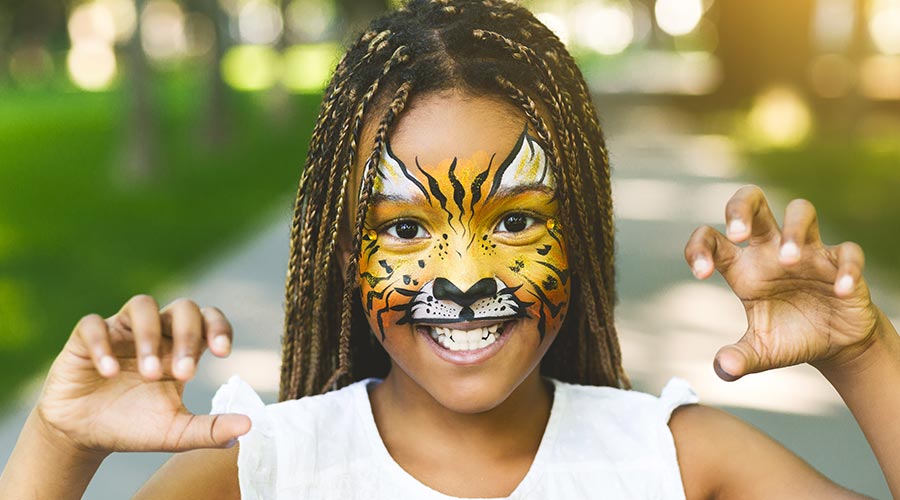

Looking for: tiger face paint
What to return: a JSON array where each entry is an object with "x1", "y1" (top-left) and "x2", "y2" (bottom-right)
[{"x1": 357, "y1": 124, "x2": 570, "y2": 355}]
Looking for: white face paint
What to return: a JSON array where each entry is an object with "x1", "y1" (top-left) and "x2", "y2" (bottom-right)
[{"x1": 494, "y1": 132, "x2": 554, "y2": 192}]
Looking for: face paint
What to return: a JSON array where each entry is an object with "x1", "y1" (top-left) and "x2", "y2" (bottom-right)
[{"x1": 357, "y1": 124, "x2": 569, "y2": 351}]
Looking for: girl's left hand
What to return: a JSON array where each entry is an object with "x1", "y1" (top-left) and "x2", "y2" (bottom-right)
[{"x1": 684, "y1": 185, "x2": 882, "y2": 381}]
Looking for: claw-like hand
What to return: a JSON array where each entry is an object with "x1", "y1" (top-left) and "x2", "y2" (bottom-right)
[
  {"x1": 684, "y1": 185, "x2": 881, "y2": 381},
  {"x1": 36, "y1": 295, "x2": 251, "y2": 457}
]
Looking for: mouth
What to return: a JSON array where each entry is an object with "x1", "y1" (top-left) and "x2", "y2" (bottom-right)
[{"x1": 416, "y1": 321, "x2": 512, "y2": 352}]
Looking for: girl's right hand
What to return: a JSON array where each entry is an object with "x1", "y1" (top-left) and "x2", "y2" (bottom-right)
[{"x1": 34, "y1": 295, "x2": 252, "y2": 457}]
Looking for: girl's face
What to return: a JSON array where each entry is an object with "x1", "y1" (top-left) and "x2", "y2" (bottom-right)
[{"x1": 350, "y1": 91, "x2": 570, "y2": 412}]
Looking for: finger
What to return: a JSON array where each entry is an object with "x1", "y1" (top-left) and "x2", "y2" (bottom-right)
[
  {"x1": 832, "y1": 241, "x2": 865, "y2": 297},
  {"x1": 684, "y1": 225, "x2": 739, "y2": 279},
  {"x1": 119, "y1": 294, "x2": 163, "y2": 380},
  {"x1": 724, "y1": 185, "x2": 780, "y2": 245},
  {"x1": 713, "y1": 330, "x2": 762, "y2": 382},
  {"x1": 75, "y1": 314, "x2": 119, "y2": 377},
  {"x1": 779, "y1": 199, "x2": 821, "y2": 266},
  {"x1": 160, "y1": 298, "x2": 204, "y2": 381},
  {"x1": 169, "y1": 412, "x2": 252, "y2": 451},
  {"x1": 201, "y1": 306, "x2": 233, "y2": 357}
]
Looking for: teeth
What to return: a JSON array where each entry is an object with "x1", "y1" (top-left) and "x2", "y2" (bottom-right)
[{"x1": 428, "y1": 324, "x2": 504, "y2": 351}]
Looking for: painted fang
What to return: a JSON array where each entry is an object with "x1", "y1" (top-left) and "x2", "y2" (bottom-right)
[{"x1": 358, "y1": 125, "x2": 570, "y2": 349}]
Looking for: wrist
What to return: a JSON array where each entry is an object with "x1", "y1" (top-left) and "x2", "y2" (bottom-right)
[
  {"x1": 815, "y1": 307, "x2": 898, "y2": 382},
  {"x1": 30, "y1": 406, "x2": 110, "y2": 465}
]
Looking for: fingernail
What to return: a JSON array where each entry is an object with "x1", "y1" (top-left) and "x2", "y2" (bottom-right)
[
  {"x1": 692, "y1": 257, "x2": 711, "y2": 277},
  {"x1": 728, "y1": 219, "x2": 747, "y2": 236},
  {"x1": 100, "y1": 356, "x2": 118, "y2": 376},
  {"x1": 836, "y1": 275, "x2": 854, "y2": 294},
  {"x1": 225, "y1": 438, "x2": 238, "y2": 448},
  {"x1": 780, "y1": 241, "x2": 800, "y2": 261},
  {"x1": 142, "y1": 355, "x2": 160, "y2": 375},
  {"x1": 714, "y1": 358, "x2": 738, "y2": 382},
  {"x1": 176, "y1": 357, "x2": 195, "y2": 377},
  {"x1": 213, "y1": 335, "x2": 230, "y2": 353}
]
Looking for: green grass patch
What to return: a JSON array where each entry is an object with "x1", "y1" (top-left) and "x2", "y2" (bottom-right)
[
  {"x1": 0, "y1": 77, "x2": 320, "y2": 411},
  {"x1": 747, "y1": 140, "x2": 900, "y2": 288}
]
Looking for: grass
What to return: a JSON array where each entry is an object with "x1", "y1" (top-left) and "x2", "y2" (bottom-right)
[
  {"x1": 747, "y1": 139, "x2": 900, "y2": 289},
  {"x1": 0, "y1": 75, "x2": 320, "y2": 412}
]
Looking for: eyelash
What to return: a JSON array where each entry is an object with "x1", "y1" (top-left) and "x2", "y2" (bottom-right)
[{"x1": 381, "y1": 219, "x2": 430, "y2": 240}]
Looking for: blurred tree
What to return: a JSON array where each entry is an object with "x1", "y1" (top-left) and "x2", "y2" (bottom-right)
[
  {"x1": 716, "y1": 0, "x2": 815, "y2": 104},
  {"x1": 335, "y1": 0, "x2": 391, "y2": 37},
  {"x1": 121, "y1": 0, "x2": 159, "y2": 182}
]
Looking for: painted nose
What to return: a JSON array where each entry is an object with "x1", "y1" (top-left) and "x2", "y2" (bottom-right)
[{"x1": 432, "y1": 277, "x2": 497, "y2": 308}]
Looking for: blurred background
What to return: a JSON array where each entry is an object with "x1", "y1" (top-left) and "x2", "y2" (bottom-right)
[{"x1": 1, "y1": 0, "x2": 898, "y2": 497}]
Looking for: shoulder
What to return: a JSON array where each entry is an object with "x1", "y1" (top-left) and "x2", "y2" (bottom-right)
[{"x1": 669, "y1": 404, "x2": 869, "y2": 500}]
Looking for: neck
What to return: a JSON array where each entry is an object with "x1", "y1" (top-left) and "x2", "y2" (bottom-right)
[{"x1": 369, "y1": 364, "x2": 553, "y2": 461}]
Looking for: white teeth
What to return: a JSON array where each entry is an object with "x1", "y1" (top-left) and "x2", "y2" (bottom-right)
[{"x1": 428, "y1": 324, "x2": 503, "y2": 351}]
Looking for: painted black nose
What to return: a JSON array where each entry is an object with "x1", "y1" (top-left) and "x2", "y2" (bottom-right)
[{"x1": 432, "y1": 277, "x2": 497, "y2": 307}]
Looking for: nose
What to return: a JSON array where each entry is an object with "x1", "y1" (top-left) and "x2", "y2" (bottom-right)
[{"x1": 432, "y1": 277, "x2": 497, "y2": 308}]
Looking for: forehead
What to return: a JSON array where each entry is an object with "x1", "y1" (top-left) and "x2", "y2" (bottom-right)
[{"x1": 354, "y1": 91, "x2": 527, "y2": 187}]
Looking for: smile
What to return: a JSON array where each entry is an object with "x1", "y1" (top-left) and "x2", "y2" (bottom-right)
[{"x1": 428, "y1": 322, "x2": 505, "y2": 351}]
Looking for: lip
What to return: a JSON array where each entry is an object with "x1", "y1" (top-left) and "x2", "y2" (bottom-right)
[{"x1": 418, "y1": 321, "x2": 514, "y2": 366}]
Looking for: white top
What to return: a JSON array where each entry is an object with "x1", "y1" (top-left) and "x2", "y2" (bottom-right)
[{"x1": 211, "y1": 375, "x2": 699, "y2": 500}]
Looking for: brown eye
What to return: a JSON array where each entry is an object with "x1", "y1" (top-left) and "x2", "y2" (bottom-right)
[
  {"x1": 497, "y1": 213, "x2": 533, "y2": 233},
  {"x1": 387, "y1": 220, "x2": 427, "y2": 239}
]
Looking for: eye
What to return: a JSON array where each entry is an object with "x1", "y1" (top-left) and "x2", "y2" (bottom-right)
[
  {"x1": 386, "y1": 220, "x2": 429, "y2": 240},
  {"x1": 496, "y1": 213, "x2": 536, "y2": 233}
]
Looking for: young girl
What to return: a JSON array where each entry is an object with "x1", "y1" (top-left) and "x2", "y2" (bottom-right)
[{"x1": 2, "y1": 1, "x2": 898, "y2": 498}]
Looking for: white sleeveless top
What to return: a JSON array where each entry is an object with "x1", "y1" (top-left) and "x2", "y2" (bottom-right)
[{"x1": 211, "y1": 376, "x2": 698, "y2": 499}]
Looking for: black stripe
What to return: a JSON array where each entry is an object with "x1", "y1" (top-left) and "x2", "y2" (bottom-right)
[
  {"x1": 416, "y1": 158, "x2": 455, "y2": 232},
  {"x1": 485, "y1": 123, "x2": 529, "y2": 203},
  {"x1": 447, "y1": 157, "x2": 466, "y2": 231},
  {"x1": 535, "y1": 260, "x2": 569, "y2": 285},
  {"x1": 385, "y1": 139, "x2": 432, "y2": 205}
]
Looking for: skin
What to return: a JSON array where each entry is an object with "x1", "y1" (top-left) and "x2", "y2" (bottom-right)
[{"x1": 1, "y1": 92, "x2": 897, "y2": 499}]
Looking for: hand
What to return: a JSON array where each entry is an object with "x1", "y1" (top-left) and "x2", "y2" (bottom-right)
[
  {"x1": 35, "y1": 295, "x2": 251, "y2": 457},
  {"x1": 684, "y1": 185, "x2": 881, "y2": 381}
]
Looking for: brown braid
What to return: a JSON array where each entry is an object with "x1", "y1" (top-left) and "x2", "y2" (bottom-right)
[{"x1": 280, "y1": 0, "x2": 629, "y2": 401}]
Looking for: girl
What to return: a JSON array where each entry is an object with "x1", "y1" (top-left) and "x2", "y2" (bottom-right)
[{"x1": 2, "y1": 1, "x2": 898, "y2": 498}]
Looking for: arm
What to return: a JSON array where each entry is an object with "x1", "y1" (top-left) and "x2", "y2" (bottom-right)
[
  {"x1": 671, "y1": 404, "x2": 871, "y2": 500},
  {"x1": 133, "y1": 445, "x2": 241, "y2": 499},
  {"x1": 818, "y1": 309, "x2": 900, "y2": 498},
  {"x1": 0, "y1": 409, "x2": 107, "y2": 499},
  {"x1": 683, "y1": 186, "x2": 895, "y2": 498}
]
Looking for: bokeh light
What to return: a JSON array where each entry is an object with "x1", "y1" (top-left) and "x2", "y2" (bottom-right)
[
  {"x1": 535, "y1": 11, "x2": 569, "y2": 46},
  {"x1": 746, "y1": 86, "x2": 812, "y2": 148},
  {"x1": 572, "y1": 1, "x2": 634, "y2": 55},
  {"x1": 812, "y1": 0, "x2": 855, "y2": 52},
  {"x1": 655, "y1": 0, "x2": 703, "y2": 36},
  {"x1": 9, "y1": 45, "x2": 54, "y2": 88},
  {"x1": 859, "y1": 55, "x2": 900, "y2": 99},
  {"x1": 98, "y1": 0, "x2": 138, "y2": 43},
  {"x1": 286, "y1": 0, "x2": 336, "y2": 42},
  {"x1": 221, "y1": 44, "x2": 281, "y2": 91},
  {"x1": 281, "y1": 43, "x2": 341, "y2": 93},
  {"x1": 869, "y1": 0, "x2": 900, "y2": 55},
  {"x1": 808, "y1": 53, "x2": 854, "y2": 98},
  {"x1": 67, "y1": 40, "x2": 118, "y2": 91},
  {"x1": 68, "y1": 2, "x2": 117, "y2": 46},
  {"x1": 238, "y1": 0, "x2": 284, "y2": 45},
  {"x1": 141, "y1": 0, "x2": 188, "y2": 62}
]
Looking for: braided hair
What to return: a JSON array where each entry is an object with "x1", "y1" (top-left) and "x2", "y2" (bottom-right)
[{"x1": 279, "y1": 0, "x2": 628, "y2": 401}]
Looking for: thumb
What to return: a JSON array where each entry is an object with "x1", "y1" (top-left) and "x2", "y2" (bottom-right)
[
  {"x1": 169, "y1": 411, "x2": 252, "y2": 451},
  {"x1": 714, "y1": 331, "x2": 762, "y2": 382}
]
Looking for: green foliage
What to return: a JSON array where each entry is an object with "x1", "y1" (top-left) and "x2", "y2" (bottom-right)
[
  {"x1": 748, "y1": 141, "x2": 900, "y2": 287},
  {"x1": 0, "y1": 77, "x2": 319, "y2": 411}
]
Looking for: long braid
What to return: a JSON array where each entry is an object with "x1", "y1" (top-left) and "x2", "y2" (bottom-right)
[{"x1": 321, "y1": 78, "x2": 414, "y2": 392}]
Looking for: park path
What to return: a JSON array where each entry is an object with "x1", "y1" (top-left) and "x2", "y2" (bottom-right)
[{"x1": 1, "y1": 106, "x2": 895, "y2": 499}]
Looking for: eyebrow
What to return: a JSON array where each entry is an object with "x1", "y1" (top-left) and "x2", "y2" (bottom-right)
[
  {"x1": 370, "y1": 192, "x2": 420, "y2": 206},
  {"x1": 493, "y1": 183, "x2": 555, "y2": 199}
]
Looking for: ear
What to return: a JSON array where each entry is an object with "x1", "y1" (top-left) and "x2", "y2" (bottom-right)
[{"x1": 337, "y1": 224, "x2": 353, "y2": 281}]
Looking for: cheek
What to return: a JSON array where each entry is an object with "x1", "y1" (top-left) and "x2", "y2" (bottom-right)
[
  {"x1": 357, "y1": 251, "x2": 434, "y2": 338},
  {"x1": 494, "y1": 240, "x2": 571, "y2": 337}
]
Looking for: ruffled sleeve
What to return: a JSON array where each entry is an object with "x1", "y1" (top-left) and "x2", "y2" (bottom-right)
[
  {"x1": 211, "y1": 375, "x2": 277, "y2": 500},
  {"x1": 658, "y1": 377, "x2": 699, "y2": 421}
]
